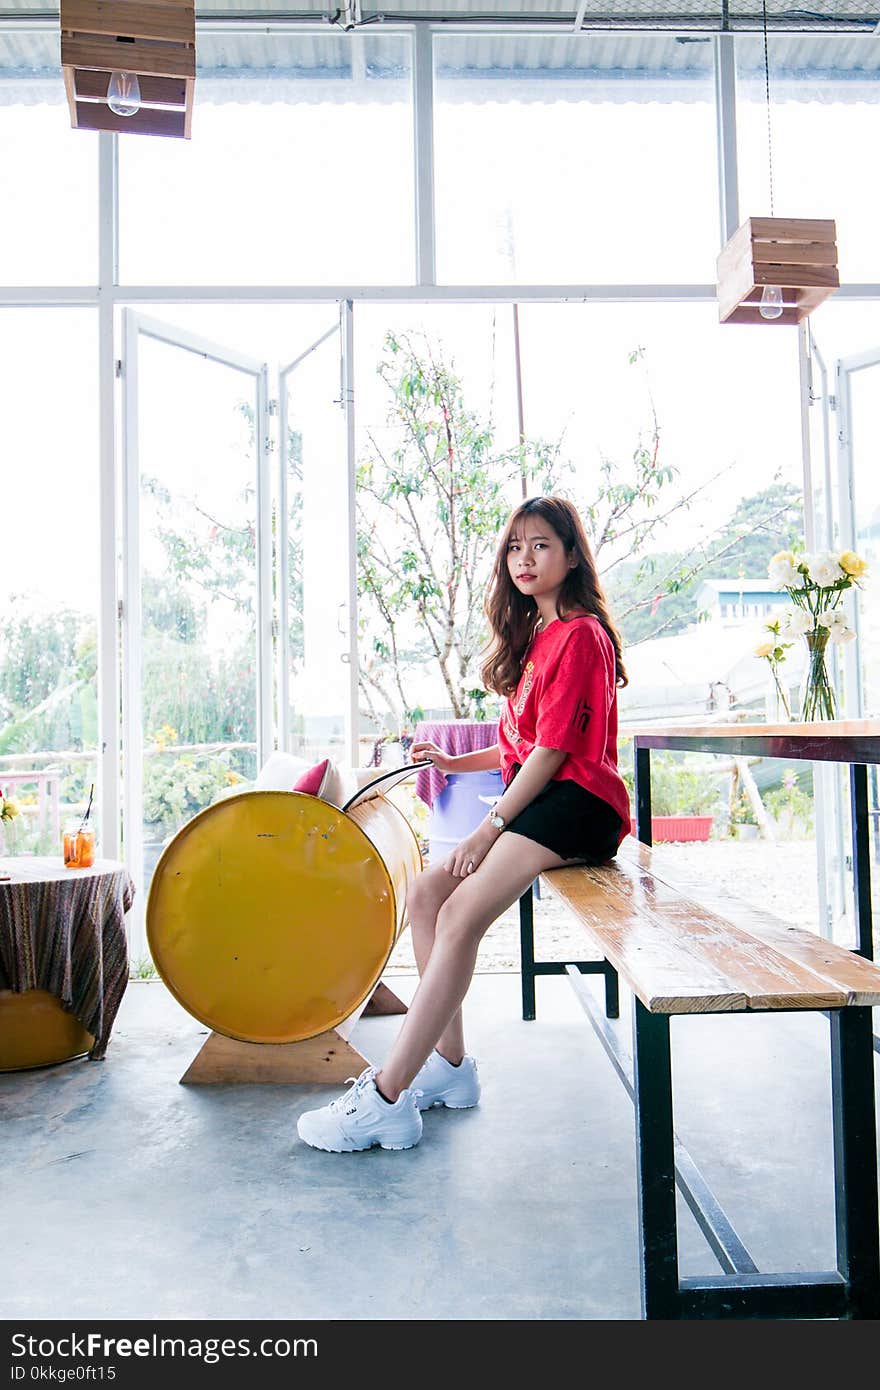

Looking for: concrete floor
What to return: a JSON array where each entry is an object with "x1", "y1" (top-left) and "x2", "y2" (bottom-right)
[{"x1": 2, "y1": 974, "x2": 878, "y2": 1321}]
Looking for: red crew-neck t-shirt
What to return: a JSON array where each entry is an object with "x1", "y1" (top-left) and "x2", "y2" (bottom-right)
[{"x1": 497, "y1": 613, "x2": 630, "y2": 845}]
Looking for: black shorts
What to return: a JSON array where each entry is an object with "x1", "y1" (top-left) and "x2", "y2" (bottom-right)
[{"x1": 504, "y1": 765, "x2": 623, "y2": 864}]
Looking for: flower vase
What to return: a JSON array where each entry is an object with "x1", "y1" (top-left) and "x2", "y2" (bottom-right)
[
  {"x1": 764, "y1": 669, "x2": 792, "y2": 723},
  {"x1": 799, "y1": 627, "x2": 836, "y2": 722}
]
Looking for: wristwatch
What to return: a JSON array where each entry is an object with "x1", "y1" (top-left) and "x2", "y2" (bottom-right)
[{"x1": 488, "y1": 810, "x2": 506, "y2": 831}]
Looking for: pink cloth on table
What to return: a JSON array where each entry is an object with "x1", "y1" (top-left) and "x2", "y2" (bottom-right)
[{"x1": 413, "y1": 720, "x2": 500, "y2": 808}]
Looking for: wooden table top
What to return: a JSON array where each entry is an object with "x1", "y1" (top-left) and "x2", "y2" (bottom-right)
[
  {"x1": 627, "y1": 719, "x2": 880, "y2": 739},
  {"x1": 625, "y1": 719, "x2": 880, "y2": 764}
]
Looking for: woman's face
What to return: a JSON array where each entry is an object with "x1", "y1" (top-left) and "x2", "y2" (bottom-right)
[{"x1": 506, "y1": 516, "x2": 574, "y2": 606}]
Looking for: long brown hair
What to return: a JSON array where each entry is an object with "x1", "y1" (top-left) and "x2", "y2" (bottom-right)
[{"x1": 481, "y1": 496, "x2": 628, "y2": 696}]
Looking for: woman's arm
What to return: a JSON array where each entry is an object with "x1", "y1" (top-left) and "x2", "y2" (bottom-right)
[
  {"x1": 448, "y1": 745, "x2": 501, "y2": 773},
  {"x1": 489, "y1": 746, "x2": 565, "y2": 825},
  {"x1": 410, "y1": 741, "x2": 501, "y2": 776},
  {"x1": 441, "y1": 744, "x2": 565, "y2": 877}
]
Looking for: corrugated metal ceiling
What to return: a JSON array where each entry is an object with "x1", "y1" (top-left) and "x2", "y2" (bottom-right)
[
  {"x1": 2, "y1": 1, "x2": 879, "y2": 101},
  {"x1": 1, "y1": 1, "x2": 879, "y2": 24}
]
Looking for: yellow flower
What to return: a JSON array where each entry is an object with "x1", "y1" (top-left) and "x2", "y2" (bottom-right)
[
  {"x1": 754, "y1": 639, "x2": 775, "y2": 658},
  {"x1": 0, "y1": 796, "x2": 20, "y2": 822},
  {"x1": 839, "y1": 550, "x2": 868, "y2": 578}
]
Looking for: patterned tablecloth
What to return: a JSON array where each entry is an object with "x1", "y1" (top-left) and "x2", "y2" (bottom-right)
[
  {"x1": 413, "y1": 720, "x2": 501, "y2": 808},
  {"x1": 0, "y1": 857, "x2": 134, "y2": 1060}
]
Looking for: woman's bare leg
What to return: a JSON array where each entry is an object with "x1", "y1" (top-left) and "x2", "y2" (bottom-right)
[
  {"x1": 378, "y1": 833, "x2": 571, "y2": 1102},
  {"x1": 406, "y1": 862, "x2": 466, "y2": 1064}
]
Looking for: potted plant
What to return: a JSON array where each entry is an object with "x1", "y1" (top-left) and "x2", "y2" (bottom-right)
[
  {"x1": 623, "y1": 753, "x2": 720, "y2": 842},
  {"x1": 728, "y1": 787, "x2": 759, "y2": 840}
]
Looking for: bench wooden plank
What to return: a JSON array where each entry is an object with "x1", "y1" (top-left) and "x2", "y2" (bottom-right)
[
  {"x1": 540, "y1": 864, "x2": 748, "y2": 1014},
  {"x1": 546, "y1": 859, "x2": 843, "y2": 1013},
  {"x1": 618, "y1": 839, "x2": 880, "y2": 1009},
  {"x1": 540, "y1": 843, "x2": 880, "y2": 1013},
  {"x1": 617, "y1": 854, "x2": 850, "y2": 1011}
]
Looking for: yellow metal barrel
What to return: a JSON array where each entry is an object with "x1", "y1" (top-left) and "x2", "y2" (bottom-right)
[
  {"x1": 146, "y1": 789, "x2": 421, "y2": 1044},
  {"x1": 0, "y1": 989, "x2": 95, "y2": 1071}
]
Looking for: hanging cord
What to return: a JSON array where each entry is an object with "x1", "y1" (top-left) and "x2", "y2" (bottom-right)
[{"x1": 762, "y1": 0, "x2": 775, "y2": 216}]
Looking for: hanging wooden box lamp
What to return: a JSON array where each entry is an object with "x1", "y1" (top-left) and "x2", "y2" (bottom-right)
[
  {"x1": 60, "y1": 0, "x2": 195, "y2": 139},
  {"x1": 716, "y1": 3, "x2": 839, "y2": 326},
  {"x1": 716, "y1": 217, "x2": 839, "y2": 325}
]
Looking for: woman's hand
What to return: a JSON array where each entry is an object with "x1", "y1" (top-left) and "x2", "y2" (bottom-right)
[
  {"x1": 410, "y1": 740, "x2": 458, "y2": 776},
  {"x1": 442, "y1": 822, "x2": 500, "y2": 879}
]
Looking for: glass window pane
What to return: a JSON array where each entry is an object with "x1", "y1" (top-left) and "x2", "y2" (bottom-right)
[
  {"x1": 0, "y1": 309, "x2": 100, "y2": 853},
  {"x1": 434, "y1": 33, "x2": 718, "y2": 285},
  {"x1": 355, "y1": 300, "x2": 804, "y2": 727},
  {"x1": 736, "y1": 35, "x2": 880, "y2": 282},
  {"x1": 0, "y1": 35, "x2": 98, "y2": 285},
  {"x1": 119, "y1": 33, "x2": 414, "y2": 285}
]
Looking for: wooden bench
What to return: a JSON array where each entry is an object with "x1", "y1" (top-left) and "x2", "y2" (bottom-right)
[{"x1": 518, "y1": 837, "x2": 880, "y2": 1320}]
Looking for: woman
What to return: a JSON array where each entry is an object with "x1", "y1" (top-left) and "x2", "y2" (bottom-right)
[{"x1": 296, "y1": 495, "x2": 630, "y2": 1152}]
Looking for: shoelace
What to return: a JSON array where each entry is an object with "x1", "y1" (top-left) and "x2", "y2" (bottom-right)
[{"x1": 329, "y1": 1068, "x2": 376, "y2": 1117}]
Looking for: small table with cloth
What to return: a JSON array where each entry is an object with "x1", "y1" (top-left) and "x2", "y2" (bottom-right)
[{"x1": 0, "y1": 857, "x2": 133, "y2": 1068}]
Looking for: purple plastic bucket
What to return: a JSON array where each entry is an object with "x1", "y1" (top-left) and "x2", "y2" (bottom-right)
[{"x1": 428, "y1": 771, "x2": 505, "y2": 863}]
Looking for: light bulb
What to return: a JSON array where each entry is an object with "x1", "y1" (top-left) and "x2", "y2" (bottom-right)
[
  {"x1": 107, "y1": 71, "x2": 141, "y2": 118},
  {"x1": 759, "y1": 284, "x2": 784, "y2": 320}
]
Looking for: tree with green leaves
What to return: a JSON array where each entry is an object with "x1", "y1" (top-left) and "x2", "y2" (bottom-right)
[
  {"x1": 607, "y1": 480, "x2": 804, "y2": 645},
  {"x1": 0, "y1": 607, "x2": 96, "y2": 756},
  {"x1": 356, "y1": 330, "x2": 566, "y2": 726},
  {"x1": 138, "y1": 407, "x2": 304, "y2": 747},
  {"x1": 355, "y1": 335, "x2": 805, "y2": 732}
]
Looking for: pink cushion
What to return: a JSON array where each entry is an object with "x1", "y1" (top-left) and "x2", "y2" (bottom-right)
[{"x1": 293, "y1": 758, "x2": 331, "y2": 798}]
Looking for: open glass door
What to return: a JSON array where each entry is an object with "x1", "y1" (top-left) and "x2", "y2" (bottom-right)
[
  {"x1": 836, "y1": 345, "x2": 880, "y2": 715},
  {"x1": 278, "y1": 308, "x2": 358, "y2": 765},
  {"x1": 121, "y1": 311, "x2": 271, "y2": 954},
  {"x1": 836, "y1": 343, "x2": 880, "y2": 956}
]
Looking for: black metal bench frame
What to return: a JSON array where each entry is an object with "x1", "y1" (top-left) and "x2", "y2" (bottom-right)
[{"x1": 519, "y1": 881, "x2": 880, "y2": 1319}]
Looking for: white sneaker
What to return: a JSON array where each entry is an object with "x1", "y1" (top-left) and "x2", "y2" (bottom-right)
[
  {"x1": 412, "y1": 1051, "x2": 481, "y2": 1111},
  {"x1": 296, "y1": 1067, "x2": 423, "y2": 1152}
]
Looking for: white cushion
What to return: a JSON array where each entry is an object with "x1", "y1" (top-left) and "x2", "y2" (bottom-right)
[
  {"x1": 255, "y1": 753, "x2": 380, "y2": 810},
  {"x1": 253, "y1": 751, "x2": 311, "y2": 791}
]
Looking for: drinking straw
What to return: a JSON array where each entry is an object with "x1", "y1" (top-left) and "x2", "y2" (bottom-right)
[{"x1": 79, "y1": 783, "x2": 95, "y2": 833}]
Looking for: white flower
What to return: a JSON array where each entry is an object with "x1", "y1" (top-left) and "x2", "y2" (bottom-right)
[
  {"x1": 817, "y1": 608, "x2": 848, "y2": 629},
  {"x1": 780, "y1": 607, "x2": 812, "y2": 636},
  {"x1": 806, "y1": 552, "x2": 844, "y2": 588},
  {"x1": 768, "y1": 555, "x2": 802, "y2": 587},
  {"x1": 829, "y1": 625, "x2": 857, "y2": 645}
]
